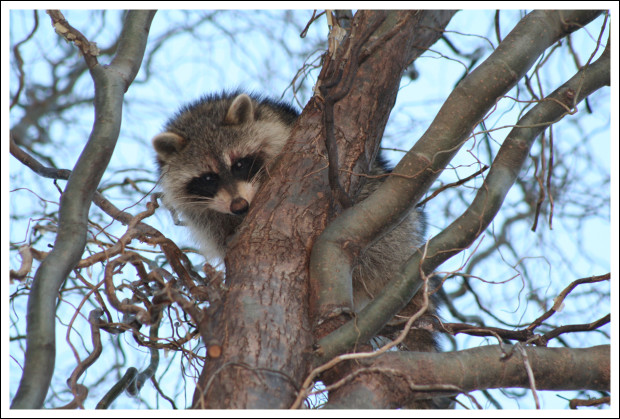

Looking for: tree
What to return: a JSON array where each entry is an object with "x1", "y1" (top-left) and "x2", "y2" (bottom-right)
[{"x1": 8, "y1": 9, "x2": 611, "y2": 410}]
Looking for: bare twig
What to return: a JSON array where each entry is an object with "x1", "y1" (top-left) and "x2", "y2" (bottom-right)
[
  {"x1": 299, "y1": 10, "x2": 325, "y2": 38},
  {"x1": 417, "y1": 165, "x2": 489, "y2": 208},
  {"x1": 10, "y1": 10, "x2": 39, "y2": 108},
  {"x1": 60, "y1": 309, "x2": 105, "y2": 409},
  {"x1": 542, "y1": 314, "x2": 610, "y2": 344},
  {"x1": 96, "y1": 367, "x2": 138, "y2": 409},
  {"x1": 515, "y1": 344, "x2": 540, "y2": 409},
  {"x1": 528, "y1": 273, "x2": 610, "y2": 331}
]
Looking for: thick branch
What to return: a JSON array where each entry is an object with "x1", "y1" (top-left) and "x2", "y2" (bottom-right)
[
  {"x1": 11, "y1": 10, "x2": 156, "y2": 409},
  {"x1": 313, "y1": 10, "x2": 606, "y2": 364},
  {"x1": 310, "y1": 8, "x2": 456, "y2": 325},
  {"x1": 323, "y1": 345, "x2": 610, "y2": 409}
]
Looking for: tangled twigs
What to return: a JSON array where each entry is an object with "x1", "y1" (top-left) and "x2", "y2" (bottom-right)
[
  {"x1": 11, "y1": 135, "x2": 214, "y2": 305},
  {"x1": 103, "y1": 252, "x2": 153, "y2": 325},
  {"x1": 154, "y1": 236, "x2": 211, "y2": 302},
  {"x1": 77, "y1": 194, "x2": 161, "y2": 268}
]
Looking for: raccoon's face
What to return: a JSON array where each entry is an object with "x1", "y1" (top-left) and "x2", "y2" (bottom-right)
[
  {"x1": 182, "y1": 152, "x2": 264, "y2": 216},
  {"x1": 152, "y1": 93, "x2": 296, "y2": 217}
]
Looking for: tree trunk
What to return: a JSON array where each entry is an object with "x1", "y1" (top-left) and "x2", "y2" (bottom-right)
[{"x1": 192, "y1": 10, "x2": 456, "y2": 408}]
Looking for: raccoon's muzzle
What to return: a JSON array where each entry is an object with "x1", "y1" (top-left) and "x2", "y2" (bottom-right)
[{"x1": 230, "y1": 197, "x2": 250, "y2": 215}]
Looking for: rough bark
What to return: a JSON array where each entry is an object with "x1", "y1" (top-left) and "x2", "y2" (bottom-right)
[{"x1": 192, "y1": 10, "x2": 456, "y2": 409}]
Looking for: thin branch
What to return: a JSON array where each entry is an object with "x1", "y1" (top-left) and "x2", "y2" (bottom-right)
[
  {"x1": 416, "y1": 164, "x2": 489, "y2": 208},
  {"x1": 95, "y1": 367, "x2": 138, "y2": 409},
  {"x1": 59, "y1": 309, "x2": 105, "y2": 409},
  {"x1": 10, "y1": 10, "x2": 39, "y2": 108},
  {"x1": 9, "y1": 245, "x2": 34, "y2": 281},
  {"x1": 542, "y1": 314, "x2": 610, "y2": 343},
  {"x1": 528, "y1": 273, "x2": 610, "y2": 331}
]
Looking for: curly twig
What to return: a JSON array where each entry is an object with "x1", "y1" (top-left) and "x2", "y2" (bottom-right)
[{"x1": 60, "y1": 309, "x2": 105, "y2": 409}]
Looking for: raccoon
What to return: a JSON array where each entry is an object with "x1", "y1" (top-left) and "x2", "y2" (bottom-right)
[
  {"x1": 152, "y1": 91, "x2": 438, "y2": 354},
  {"x1": 152, "y1": 92, "x2": 298, "y2": 260}
]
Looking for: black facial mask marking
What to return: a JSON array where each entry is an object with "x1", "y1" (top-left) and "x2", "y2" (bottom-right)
[
  {"x1": 231, "y1": 155, "x2": 263, "y2": 181},
  {"x1": 186, "y1": 172, "x2": 219, "y2": 198}
]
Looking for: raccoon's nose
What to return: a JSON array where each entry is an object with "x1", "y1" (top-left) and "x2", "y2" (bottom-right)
[{"x1": 230, "y1": 197, "x2": 250, "y2": 215}]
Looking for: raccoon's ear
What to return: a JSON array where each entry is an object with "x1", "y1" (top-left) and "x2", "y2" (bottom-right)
[
  {"x1": 152, "y1": 132, "x2": 187, "y2": 159},
  {"x1": 224, "y1": 93, "x2": 254, "y2": 125}
]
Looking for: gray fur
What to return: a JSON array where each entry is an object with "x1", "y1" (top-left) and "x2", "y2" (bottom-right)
[
  {"x1": 153, "y1": 92, "x2": 297, "y2": 260},
  {"x1": 153, "y1": 91, "x2": 438, "y2": 356}
]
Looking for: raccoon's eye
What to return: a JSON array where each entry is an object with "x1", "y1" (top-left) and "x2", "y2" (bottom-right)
[
  {"x1": 231, "y1": 155, "x2": 263, "y2": 180},
  {"x1": 186, "y1": 173, "x2": 219, "y2": 198}
]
